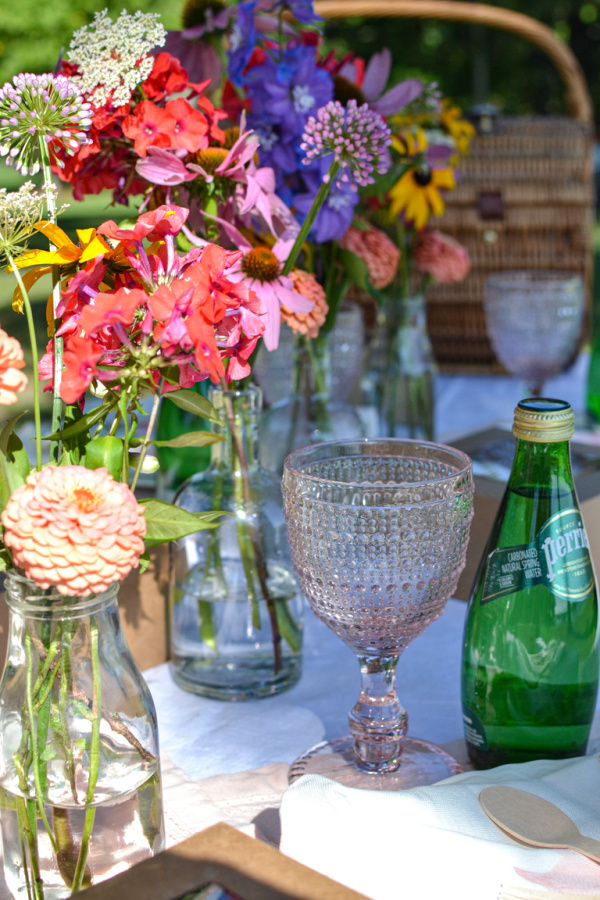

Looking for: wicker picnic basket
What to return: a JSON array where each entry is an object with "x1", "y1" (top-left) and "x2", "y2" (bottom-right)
[{"x1": 314, "y1": 0, "x2": 595, "y2": 373}]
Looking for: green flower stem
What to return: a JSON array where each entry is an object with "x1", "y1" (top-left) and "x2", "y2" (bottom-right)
[
  {"x1": 57, "y1": 624, "x2": 77, "y2": 804},
  {"x1": 15, "y1": 796, "x2": 43, "y2": 900},
  {"x1": 7, "y1": 254, "x2": 42, "y2": 470},
  {"x1": 119, "y1": 389, "x2": 131, "y2": 484},
  {"x1": 38, "y1": 137, "x2": 63, "y2": 463},
  {"x1": 130, "y1": 381, "x2": 163, "y2": 492},
  {"x1": 222, "y1": 393, "x2": 282, "y2": 673},
  {"x1": 31, "y1": 634, "x2": 61, "y2": 699},
  {"x1": 70, "y1": 616, "x2": 101, "y2": 894},
  {"x1": 16, "y1": 801, "x2": 34, "y2": 900},
  {"x1": 281, "y1": 160, "x2": 340, "y2": 278},
  {"x1": 24, "y1": 631, "x2": 56, "y2": 854}
]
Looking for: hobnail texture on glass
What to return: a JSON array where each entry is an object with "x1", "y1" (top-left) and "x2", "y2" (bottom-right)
[
  {"x1": 282, "y1": 439, "x2": 474, "y2": 787},
  {"x1": 484, "y1": 270, "x2": 584, "y2": 394}
]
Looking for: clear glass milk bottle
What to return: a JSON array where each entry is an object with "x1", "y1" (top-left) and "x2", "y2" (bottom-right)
[
  {"x1": 0, "y1": 572, "x2": 165, "y2": 900},
  {"x1": 461, "y1": 398, "x2": 600, "y2": 768}
]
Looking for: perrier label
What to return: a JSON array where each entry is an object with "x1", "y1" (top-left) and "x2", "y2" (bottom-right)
[{"x1": 461, "y1": 398, "x2": 600, "y2": 768}]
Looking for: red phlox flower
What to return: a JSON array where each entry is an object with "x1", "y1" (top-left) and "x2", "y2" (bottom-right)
[
  {"x1": 165, "y1": 98, "x2": 210, "y2": 153},
  {"x1": 38, "y1": 341, "x2": 54, "y2": 393},
  {"x1": 98, "y1": 205, "x2": 189, "y2": 243},
  {"x1": 221, "y1": 80, "x2": 251, "y2": 121},
  {"x1": 60, "y1": 333, "x2": 105, "y2": 405},
  {"x1": 185, "y1": 312, "x2": 225, "y2": 383},
  {"x1": 184, "y1": 83, "x2": 227, "y2": 144},
  {"x1": 223, "y1": 328, "x2": 260, "y2": 381},
  {"x1": 55, "y1": 259, "x2": 108, "y2": 337},
  {"x1": 122, "y1": 100, "x2": 177, "y2": 157},
  {"x1": 79, "y1": 287, "x2": 147, "y2": 337},
  {"x1": 142, "y1": 52, "x2": 189, "y2": 101}
]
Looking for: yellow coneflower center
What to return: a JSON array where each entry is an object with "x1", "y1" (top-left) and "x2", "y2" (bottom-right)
[
  {"x1": 223, "y1": 127, "x2": 240, "y2": 150},
  {"x1": 194, "y1": 147, "x2": 229, "y2": 174},
  {"x1": 414, "y1": 167, "x2": 432, "y2": 187},
  {"x1": 181, "y1": 0, "x2": 227, "y2": 30},
  {"x1": 333, "y1": 75, "x2": 365, "y2": 107},
  {"x1": 71, "y1": 487, "x2": 98, "y2": 513},
  {"x1": 242, "y1": 247, "x2": 281, "y2": 281}
]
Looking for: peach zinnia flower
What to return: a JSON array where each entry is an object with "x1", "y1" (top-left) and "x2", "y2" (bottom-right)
[
  {"x1": 339, "y1": 225, "x2": 400, "y2": 289},
  {"x1": 414, "y1": 229, "x2": 470, "y2": 284},
  {"x1": 281, "y1": 270, "x2": 328, "y2": 339},
  {"x1": 2, "y1": 466, "x2": 146, "y2": 596},
  {"x1": 0, "y1": 327, "x2": 28, "y2": 404}
]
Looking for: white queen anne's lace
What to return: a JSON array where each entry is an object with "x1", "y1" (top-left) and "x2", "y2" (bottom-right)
[
  {"x1": 68, "y1": 9, "x2": 166, "y2": 108},
  {"x1": 0, "y1": 182, "x2": 47, "y2": 263}
]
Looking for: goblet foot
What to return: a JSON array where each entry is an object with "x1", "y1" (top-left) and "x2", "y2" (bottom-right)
[{"x1": 289, "y1": 735, "x2": 462, "y2": 790}]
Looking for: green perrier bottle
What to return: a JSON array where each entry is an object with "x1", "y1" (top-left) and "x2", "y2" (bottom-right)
[{"x1": 461, "y1": 398, "x2": 599, "y2": 768}]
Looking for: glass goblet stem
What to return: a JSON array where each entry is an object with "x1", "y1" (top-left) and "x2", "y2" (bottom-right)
[{"x1": 348, "y1": 654, "x2": 408, "y2": 773}]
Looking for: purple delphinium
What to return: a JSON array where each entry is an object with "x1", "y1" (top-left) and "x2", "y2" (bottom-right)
[
  {"x1": 301, "y1": 98, "x2": 391, "y2": 189},
  {"x1": 0, "y1": 73, "x2": 92, "y2": 175},
  {"x1": 228, "y1": 1, "x2": 258, "y2": 87},
  {"x1": 259, "y1": 0, "x2": 322, "y2": 25},
  {"x1": 242, "y1": 45, "x2": 333, "y2": 190}
]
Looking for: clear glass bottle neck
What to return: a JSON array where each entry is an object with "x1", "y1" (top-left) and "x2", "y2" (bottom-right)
[
  {"x1": 208, "y1": 385, "x2": 262, "y2": 471},
  {"x1": 292, "y1": 333, "x2": 332, "y2": 398},
  {"x1": 4, "y1": 571, "x2": 119, "y2": 620}
]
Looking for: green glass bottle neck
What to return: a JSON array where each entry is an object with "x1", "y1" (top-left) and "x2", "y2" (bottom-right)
[{"x1": 509, "y1": 438, "x2": 574, "y2": 492}]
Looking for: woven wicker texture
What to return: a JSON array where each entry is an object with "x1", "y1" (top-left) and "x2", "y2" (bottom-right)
[{"x1": 315, "y1": 0, "x2": 595, "y2": 372}]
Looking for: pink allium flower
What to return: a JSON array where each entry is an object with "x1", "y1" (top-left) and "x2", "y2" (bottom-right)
[
  {"x1": 339, "y1": 225, "x2": 400, "y2": 289},
  {"x1": 2, "y1": 466, "x2": 147, "y2": 596},
  {"x1": 414, "y1": 229, "x2": 471, "y2": 284},
  {"x1": 0, "y1": 327, "x2": 28, "y2": 404},
  {"x1": 281, "y1": 270, "x2": 328, "y2": 339}
]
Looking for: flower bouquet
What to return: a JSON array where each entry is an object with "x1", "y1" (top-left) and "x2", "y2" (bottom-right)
[{"x1": 0, "y1": 17, "x2": 284, "y2": 893}]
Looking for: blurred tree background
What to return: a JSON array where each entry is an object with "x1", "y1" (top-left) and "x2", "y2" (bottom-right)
[{"x1": 1, "y1": 0, "x2": 599, "y2": 125}]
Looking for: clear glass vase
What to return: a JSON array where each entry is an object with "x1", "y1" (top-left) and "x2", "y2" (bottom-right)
[
  {"x1": 361, "y1": 291, "x2": 436, "y2": 440},
  {"x1": 0, "y1": 571, "x2": 165, "y2": 900},
  {"x1": 170, "y1": 385, "x2": 303, "y2": 700},
  {"x1": 259, "y1": 332, "x2": 365, "y2": 475}
]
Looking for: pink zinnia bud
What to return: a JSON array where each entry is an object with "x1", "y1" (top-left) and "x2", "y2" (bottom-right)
[
  {"x1": 2, "y1": 466, "x2": 146, "y2": 596},
  {"x1": 0, "y1": 327, "x2": 28, "y2": 404},
  {"x1": 281, "y1": 270, "x2": 328, "y2": 339},
  {"x1": 414, "y1": 230, "x2": 471, "y2": 284},
  {"x1": 339, "y1": 225, "x2": 400, "y2": 290}
]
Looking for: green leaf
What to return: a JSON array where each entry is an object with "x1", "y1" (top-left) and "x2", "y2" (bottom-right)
[
  {"x1": 142, "y1": 499, "x2": 226, "y2": 545},
  {"x1": 138, "y1": 551, "x2": 151, "y2": 575},
  {"x1": 0, "y1": 415, "x2": 30, "y2": 509},
  {"x1": 44, "y1": 400, "x2": 117, "y2": 441},
  {"x1": 82, "y1": 435, "x2": 124, "y2": 481},
  {"x1": 0, "y1": 547, "x2": 11, "y2": 571},
  {"x1": 151, "y1": 432, "x2": 225, "y2": 449},
  {"x1": 164, "y1": 389, "x2": 222, "y2": 424},
  {"x1": 58, "y1": 403, "x2": 90, "y2": 467}
]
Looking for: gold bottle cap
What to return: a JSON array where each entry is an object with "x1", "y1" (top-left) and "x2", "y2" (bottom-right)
[{"x1": 512, "y1": 398, "x2": 574, "y2": 443}]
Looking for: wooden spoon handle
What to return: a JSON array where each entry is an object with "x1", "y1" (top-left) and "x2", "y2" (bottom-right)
[{"x1": 572, "y1": 834, "x2": 600, "y2": 864}]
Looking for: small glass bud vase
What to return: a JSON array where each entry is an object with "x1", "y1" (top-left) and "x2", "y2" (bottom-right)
[
  {"x1": 362, "y1": 290, "x2": 436, "y2": 441},
  {"x1": 170, "y1": 385, "x2": 303, "y2": 700},
  {"x1": 0, "y1": 571, "x2": 165, "y2": 900},
  {"x1": 259, "y1": 332, "x2": 365, "y2": 475}
]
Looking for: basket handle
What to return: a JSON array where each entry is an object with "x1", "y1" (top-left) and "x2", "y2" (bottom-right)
[{"x1": 314, "y1": 0, "x2": 593, "y2": 124}]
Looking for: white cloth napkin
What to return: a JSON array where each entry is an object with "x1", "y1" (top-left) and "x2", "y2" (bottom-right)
[{"x1": 279, "y1": 754, "x2": 600, "y2": 900}]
